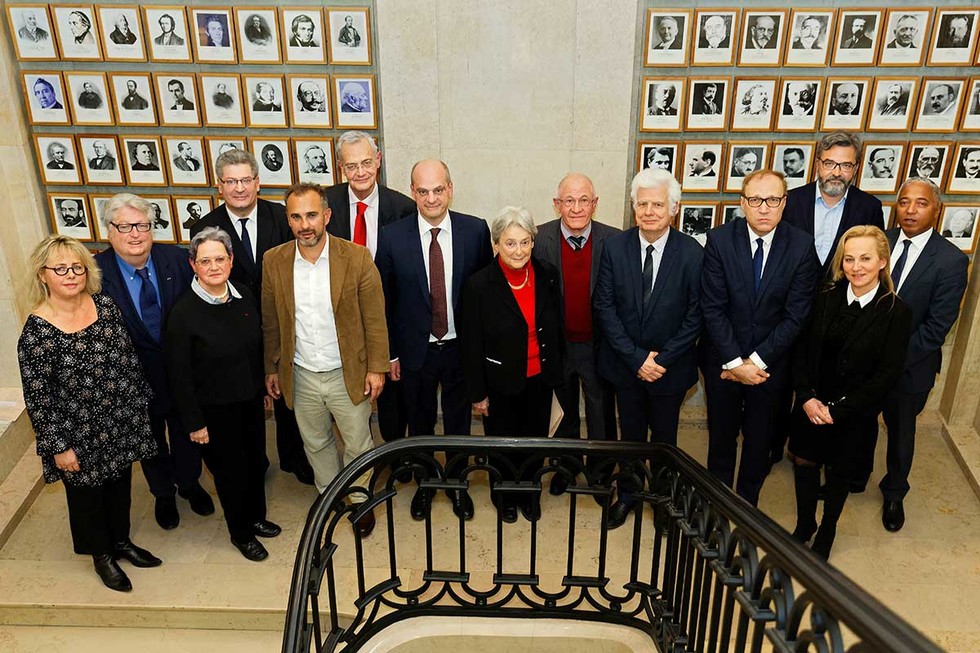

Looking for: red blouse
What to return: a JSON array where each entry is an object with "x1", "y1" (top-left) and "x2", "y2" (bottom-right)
[{"x1": 498, "y1": 258, "x2": 541, "y2": 377}]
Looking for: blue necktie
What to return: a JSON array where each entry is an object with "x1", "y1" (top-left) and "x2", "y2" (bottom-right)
[
  {"x1": 135, "y1": 267, "x2": 162, "y2": 342},
  {"x1": 891, "y1": 240, "x2": 911, "y2": 291},
  {"x1": 642, "y1": 244, "x2": 654, "y2": 306},
  {"x1": 239, "y1": 218, "x2": 254, "y2": 265},
  {"x1": 753, "y1": 237, "x2": 764, "y2": 292}
]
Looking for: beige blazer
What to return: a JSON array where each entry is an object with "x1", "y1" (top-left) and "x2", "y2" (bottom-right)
[{"x1": 261, "y1": 235, "x2": 390, "y2": 408}]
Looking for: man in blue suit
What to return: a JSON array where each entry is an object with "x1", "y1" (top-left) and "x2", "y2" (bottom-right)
[
  {"x1": 95, "y1": 193, "x2": 213, "y2": 530},
  {"x1": 700, "y1": 170, "x2": 820, "y2": 506},
  {"x1": 376, "y1": 159, "x2": 492, "y2": 521},
  {"x1": 594, "y1": 168, "x2": 704, "y2": 527}
]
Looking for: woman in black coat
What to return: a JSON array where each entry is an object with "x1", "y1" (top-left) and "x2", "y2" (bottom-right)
[{"x1": 789, "y1": 225, "x2": 911, "y2": 559}]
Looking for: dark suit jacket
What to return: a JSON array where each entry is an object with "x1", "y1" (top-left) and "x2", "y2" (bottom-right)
[
  {"x1": 841, "y1": 33, "x2": 873, "y2": 49},
  {"x1": 95, "y1": 244, "x2": 193, "y2": 416},
  {"x1": 886, "y1": 228, "x2": 969, "y2": 393},
  {"x1": 532, "y1": 219, "x2": 620, "y2": 297},
  {"x1": 594, "y1": 227, "x2": 703, "y2": 395},
  {"x1": 325, "y1": 182, "x2": 416, "y2": 242},
  {"x1": 89, "y1": 156, "x2": 116, "y2": 170},
  {"x1": 376, "y1": 211, "x2": 493, "y2": 372}
]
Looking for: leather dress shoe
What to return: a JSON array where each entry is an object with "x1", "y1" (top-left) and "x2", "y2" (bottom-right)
[
  {"x1": 355, "y1": 510, "x2": 376, "y2": 537},
  {"x1": 449, "y1": 490, "x2": 474, "y2": 520},
  {"x1": 499, "y1": 503, "x2": 518, "y2": 524},
  {"x1": 549, "y1": 474, "x2": 569, "y2": 496},
  {"x1": 113, "y1": 540, "x2": 162, "y2": 567},
  {"x1": 155, "y1": 496, "x2": 179, "y2": 530},
  {"x1": 410, "y1": 488, "x2": 432, "y2": 521},
  {"x1": 179, "y1": 484, "x2": 215, "y2": 516},
  {"x1": 606, "y1": 499, "x2": 633, "y2": 530},
  {"x1": 253, "y1": 520, "x2": 282, "y2": 538},
  {"x1": 520, "y1": 497, "x2": 541, "y2": 522},
  {"x1": 392, "y1": 464, "x2": 414, "y2": 484},
  {"x1": 293, "y1": 467, "x2": 316, "y2": 486},
  {"x1": 882, "y1": 499, "x2": 905, "y2": 532},
  {"x1": 232, "y1": 537, "x2": 269, "y2": 562},
  {"x1": 93, "y1": 555, "x2": 132, "y2": 592}
]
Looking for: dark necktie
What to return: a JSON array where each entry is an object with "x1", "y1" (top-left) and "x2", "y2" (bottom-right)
[
  {"x1": 891, "y1": 240, "x2": 912, "y2": 290},
  {"x1": 353, "y1": 201, "x2": 368, "y2": 246},
  {"x1": 642, "y1": 244, "x2": 654, "y2": 307},
  {"x1": 238, "y1": 218, "x2": 254, "y2": 264},
  {"x1": 135, "y1": 268, "x2": 162, "y2": 342},
  {"x1": 753, "y1": 237, "x2": 764, "y2": 292},
  {"x1": 429, "y1": 228, "x2": 448, "y2": 339},
  {"x1": 569, "y1": 235, "x2": 585, "y2": 250}
]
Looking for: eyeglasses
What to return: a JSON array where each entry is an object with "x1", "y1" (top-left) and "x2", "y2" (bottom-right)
[
  {"x1": 817, "y1": 159, "x2": 857, "y2": 173},
  {"x1": 342, "y1": 159, "x2": 377, "y2": 175},
  {"x1": 557, "y1": 197, "x2": 596, "y2": 208},
  {"x1": 413, "y1": 186, "x2": 449, "y2": 198},
  {"x1": 44, "y1": 264, "x2": 86, "y2": 276},
  {"x1": 741, "y1": 195, "x2": 786, "y2": 208},
  {"x1": 219, "y1": 176, "x2": 257, "y2": 188},
  {"x1": 110, "y1": 222, "x2": 152, "y2": 233},
  {"x1": 195, "y1": 256, "x2": 230, "y2": 268}
]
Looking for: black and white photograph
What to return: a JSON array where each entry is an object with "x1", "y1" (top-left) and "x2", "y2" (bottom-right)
[
  {"x1": 97, "y1": 5, "x2": 145, "y2": 61},
  {"x1": 48, "y1": 193, "x2": 93, "y2": 241},
  {"x1": 8, "y1": 5, "x2": 58, "y2": 60},
  {"x1": 34, "y1": 135, "x2": 81, "y2": 185},
  {"x1": 206, "y1": 138, "x2": 245, "y2": 180},
  {"x1": 725, "y1": 142, "x2": 769, "y2": 193},
  {"x1": 785, "y1": 10, "x2": 834, "y2": 67},
  {"x1": 882, "y1": 203, "x2": 893, "y2": 228},
  {"x1": 199, "y1": 74, "x2": 245, "y2": 128},
  {"x1": 867, "y1": 78, "x2": 918, "y2": 132},
  {"x1": 235, "y1": 8, "x2": 281, "y2": 63},
  {"x1": 287, "y1": 75, "x2": 331, "y2": 128},
  {"x1": 637, "y1": 141, "x2": 680, "y2": 177},
  {"x1": 731, "y1": 77, "x2": 777, "y2": 132},
  {"x1": 914, "y1": 79, "x2": 966, "y2": 133},
  {"x1": 121, "y1": 136, "x2": 167, "y2": 186},
  {"x1": 22, "y1": 72, "x2": 70, "y2": 126},
  {"x1": 776, "y1": 78, "x2": 822, "y2": 132},
  {"x1": 879, "y1": 9, "x2": 931, "y2": 66},
  {"x1": 939, "y1": 205, "x2": 980, "y2": 253},
  {"x1": 250, "y1": 138, "x2": 292, "y2": 187},
  {"x1": 164, "y1": 136, "x2": 209, "y2": 187},
  {"x1": 645, "y1": 9, "x2": 691, "y2": 66},
  {"x1": 78, "y1": 135, "x2": 123, "y2": 186},
  {"x1": 738, "y1": 11, "x2": 786, "y2": 67},
  {"x1": 721, "y1": 203, "x2": 745, "y2": 224},
  {"x1": 143, "y1": 7, "x2": 192, "y2": 63},
  {"x1": 281, "y1": 8, "x2": 326, "y2": 64},
  {"x1": 904, "y1": 143, "x2": 950, "y2": 186},
  {"x1": 140, "y1": 196, "x2": 177, "y2": 243},
  {"x1": 65, "y1": 72, "x2": 113, "y2": 126},
  {"x1": 154, "y1": 74, "x2": 200, "y2": 127},
  {"x1": 108, "y1": 73, "x2": 156, "y2": 126},
  {"x1": 88, "y1": 193, "x2": 113, "y2": 241},
  {"x1": 692, "y1": 9, "x2": 737, "y2": 65},
  {"x1": 191, "y1": 8, "x2": 236, "y2": 63},
  {"x1": 244, "y1": 75, "x2": 288, "y2": 128},
  {"x1": 858, "y1": 142, "x2": 905, "y2": 195},
  {"x1": 326, "y1": 8, "x2": 371, "y2": 65},
  {"x1": 833, "y1": 11, "x2": 882, "y2": 66},
  {"x1": 174, "y1": 196, "x2": 213, "y2": 243},
  {"x1": 820, "y1": 78, "x2": 870, "y2": 132},
  {"x1": 333, "y1": 75, "x2": 377, "y2": 129},
  {"x1": 294, "y1": 138, "x2": 336, "y2": 187},
  {"x1": 678, "y1": 203, "x2": 716, "y2": 246},
  {"x1": 947, "y1": 143, "x2": 980, "y2": 194},
  {"x1": 681, "y1": 141, "x2": 724, "y2": 193},
  {"x1": 962, "y1": 78, "x2": 980, "y2": 132},
  {"x1": 641, "y1": 78, "x2": 684, "y2": 132},
  {"x1": 772, "y1": 142, "x2": 814, "y2": 190},
  {"x1": 685, "y1": 78, "x2": 730, "y2": 131},
  {"x1": 52, "y1": 5, "x2": 102, "y2": 60},
  {"x1": 928, "y1": 9, "x2": 978, "y2": 66}
]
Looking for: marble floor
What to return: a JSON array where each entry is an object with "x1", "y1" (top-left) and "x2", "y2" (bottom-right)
[{"x1": 1, "y1": 412, "x2": 979, "y2": 652}]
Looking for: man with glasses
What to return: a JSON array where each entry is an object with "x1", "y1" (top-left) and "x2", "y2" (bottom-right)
[{"x1": 94, "y1": 193, "x2": 212, "y2": 531}]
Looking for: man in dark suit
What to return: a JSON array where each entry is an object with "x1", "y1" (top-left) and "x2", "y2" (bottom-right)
[
  {"x1": 88, "y1": 140, "x2": 116, "y2": 170},
  {"x1": 745, "y1": 15, "x2": 778, "y2": 49},
  {"x1": 840, "y1": 16, "x2": 873, "y2": 49},
  {"x1": 878, "y1": 178, "x2": 968, "y2": 532},
  {"x1": 594, "y1": 169, "x2": 703, "y2": 526},
  {"x1": 652, "y1": 16, "x2": 682, "y2": 50},
  {"x1": 191, "y1": 149, "x2": 314, "y2": 486},
  {"x1": 327, "y1": 131, "x2": 416, "y2": 443},
  {"x1": 700, "y1": 170, "x2": 820, "y2": 505},
  {"x1": 376, "y1": 160, "x2": 493, "y2": 520},
  {"x1": 94, "y1": 193, "x2": 212, "y2": 530}
]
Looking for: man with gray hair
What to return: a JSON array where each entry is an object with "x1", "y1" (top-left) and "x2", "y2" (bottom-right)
[{"x1": 94, "y1": 193, "x2": 212, "y2": 531}]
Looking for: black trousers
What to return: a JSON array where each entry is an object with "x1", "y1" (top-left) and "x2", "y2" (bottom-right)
[
  {"x1": 377, "y1": 377, "x2": 408, "y2": 442},
  {"x1": 198, "y1": 397, "x2": 268, "y2": 542},
  {"x1": 615, "y1": 384, "x2": 685, "y2": 446},
  {"x1": 879, "y1": 387, "x2": 931, "y2": 501},
  {"x1": 273, "y1": 395, "x2": 313, "y2": 474},
  {"x1": 402, "y1": 340, "x2": 471, "y2": 436},
  {"x1": 554, "y1": 340, "x2": 615, "y2": 440},
  {"x1": 140, "y1": 411, "x2": 202, "y2": 499},
  {"x1": 64, "y1": 465, "x2": 132, "y2": 556}
]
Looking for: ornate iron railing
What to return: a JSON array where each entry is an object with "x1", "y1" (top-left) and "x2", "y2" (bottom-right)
[{"x1": 282, "y1": 437, "x2": 943, "y2": 653}]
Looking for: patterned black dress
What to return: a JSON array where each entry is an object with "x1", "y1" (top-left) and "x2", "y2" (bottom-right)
[{"x1": 17, "y1": 293, "x2": 157, "y2": 487}]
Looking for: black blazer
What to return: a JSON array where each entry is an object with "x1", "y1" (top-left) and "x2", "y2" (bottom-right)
[
  {"x1": 376, "y1": 211, "x2": 493, "y2": 371},
  {"x1": 325, "y1": 182, "x2": 416, "y2": 242},
  {"x1": 532, "y1": 219, "x2": 620, "y2": 296},
  {"x1": 461, "y1": 258, "x2": 564, "y2": 402},
  {"x1": 886, "y1": 228, "x2": 969, "y2": 393},
  {"x1": 594, "y1": 227, "x2": 703, "y2": 395}
]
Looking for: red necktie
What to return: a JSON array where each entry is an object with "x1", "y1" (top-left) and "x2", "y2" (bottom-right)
[
  {"x1": 353, "y1": 201, "x2": 368, "y2": 247},
  {"x1": 429, "y1": 228, "x2": 448, "y2": 339}
]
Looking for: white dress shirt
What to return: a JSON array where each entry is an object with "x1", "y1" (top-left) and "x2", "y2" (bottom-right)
[
  {"x1": 847, "y1": 282, "x2": 879, "y2": 307},
  {"x1": 348, "y1": 184, "x2": 380, "y2": 257},
  {"x1": 723, "y1": 224, "x2": 778, "y2": 371},
  {"x1": 419, "y1": 213, "x2": 456, "y2": 341},
  {"x1": 229, "y1": 204, "x2": 258, "y2": 263},
  {"x1": 890, "y1": 228, "x2": 933, "y2": 292},
  {"x1": 292, "y1": 243, "x2": 341, "y2": 372}
]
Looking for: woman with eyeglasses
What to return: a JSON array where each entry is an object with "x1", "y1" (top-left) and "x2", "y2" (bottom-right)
[
  {"x1": 164, "y1": 227, "x2": 280, "y2": 562},
  {"x1": 18, "y1": 235, "x2": 160, "y2": 592}
]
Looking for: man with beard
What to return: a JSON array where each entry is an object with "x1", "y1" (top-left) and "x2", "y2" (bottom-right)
[
  {"x1": 867, "y1": 147, "x2": 897, "y2": 179},
  {"x1": 840, "y1": 16, "x2": 873, "y2": 49},
  {"x1": 121, "y1": 79, "x2": 149, "y2": 110},
  {"x1": 745, "y1": 15, "x2": 777, "y2": 49},
  {"x1": 937, "y1": 14, "x2": 971, "y2": 49},
  {"x1": 58, "y1": 199, "x2": 86, "y2": 228},
  {"x1": 296, "y1": 81, "x2": 326, "y2": 112},
  {"x1": 302, "y1": 145, "x2": 330, "y2": 174},
  {"x1": 910, "y1": 147, "x2": 942, "y2": 179},
  {"x1": 182, "y1": 202, "x2": 202, "y2": 229},
  {"x1": 699, "y1": 15, "x2": 730, "y2": 49},
  {"x1": 692, "y1": 83, "x2": 721, "y2": 115},
  {"x1": 876, "y1": 83, "x2": 908, "y2": 116}
]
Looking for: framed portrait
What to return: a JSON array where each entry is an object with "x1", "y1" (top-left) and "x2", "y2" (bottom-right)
[
  {"x1": 692, "y1": 9, "x2": 738, "y2": 66},
  {"x1": 820, "y1": 78, "x2": 870, "y2": 132},
  {"x1": 914, "y1": 79, "x2": 966, "y2": 133},
  {"x1": 249, "y1": 138, "x2": 292, "y2": 188},
  {"x1": 641, "y1": 78, "x2": 684, "y2": 132},
  {"x1": 121, "y1": 135, "x2": 167, "y2": 187},
  {"x1": 78, "y1": 135, "x2": 124, "y2": 186},
  {"x1": 721, "y1": 202, "x2": 745, "y2": 224},
  {"x1": 927, "y1": 9, "x2": 978, "y2": 66},
  {"x1": 139, "y1": 196, "x2": 177, "y2": 243},
  {"x1": 784, "y1": 10, "x2": 835, "y2": 67},
  {"x1": 154, "y1": 73, "x2": 201, "y2": 127},
  {"x1": 108, "y1": 72, "x2": 156, "y2": 126},
  {"x1": 199, "y1": 74, "x2": 245, "y2": 128},
  {"x1": 143, "y1": 7, "x2": 191, "y2": 63},
  {"x1": 48, "y1": 193, "x2": 93, "y2": 241},
  {"x1": 637, "y1": 141, "x2": 680, "y2": 177},
  {"x1": 96, "y1": 5, "x2": 145, "y2": 61},
  {"x1": 235, "y1": 8, "x2": 281, "y2": 63},
  {"x1": 334, "y1": 75, "x2": 377, "y2": 129},
  {"x1": 725, "y1": 142, "x2": 770, "y2": 193},
  {"x1": 65, "y1": 72, "x2": 113, "y2": 126},
  {"x1": 22, "y1": 72, "x2": 70, "y2": 126},
  {"x1": 326, "y1": 7, "x2": 371, "y2": 65},
  {"x1": 88, "y1": 193, "x2": 113, "y2": 242},
  {"x1": 52, "y1": 5, "x2": 102, "y2": 60},
  {"x1": 34, "y1": 134, "x2": 81, "y2": 186},
  {"x1": 738, "y1": 10, "x2": 787, "y2": 67},
  {"x1": 832, "y1": 10, "x2": 883, "y2": 66},
  {"x1": 772, "y1": 141, "x2": 815, "y2": 190},
  {"x1": 882, "y1": 202, "x2": 894, "y2": 228},
  {"x1": 947, "y1": 142, "x2": 980, "y2": 194},
  {"x1": 879, "y1": 9, "x2": 932, "y2": 66},
  {"x1": 858, "y1": 142, "x2": 906, "y2": 195},
  {"x1": 287, "y1": 75, "x2": 331, "y2": 128},
  {"x1": 281, "y1": 8, "x2": 326, "y2": 64},
  {"x1": 294, "y1": 138, "x2": 337, "y2": 187},
  {"x1": 961, "y1": 77, "x2": 980, "y2": 131},
  {"x1": 776, "y1": 78, "x2": 823, "y2": 132},
  {"x1": 678, "y1": 203, "x2": 717, "y2": 246},
  {"x1": 174, "y1": 196, "x2": 213, "y2": 243},
  {"x1": 685, "y1": 78, "x2": 730, "y2": 132},
  {"x1": 244, "y1": 74, "x2": 288, "y2": 128},
  {"x1": 680, "y1": 141, "x2": 724, "y2": 193},
  {"x1": 206, "y1": 138, "x2": 246, "y2": 180},
  {"x1": 191, "y1": 8, "x2": 236, "y2": 63},
  {"x1": 7, "y1": 4, "x2": 58, "y2": 60},
  {"x1": 645, "y1": 9, "x2": 692, "y2": 67},
  {"x1": 730, "y1": 77, "x2": 777, "y2": 132},
  {"x1": 164, "y1": 136, "x2": 209, "y2": 187},
  {"x1": 939, "y1": 204, "x2": 980, "y2": 252},
  {"x1": 867, "y1": 78, "x2": 918, "y2": 132},
  {"x1": 904, "y1": 143, "x2": 951, "y2": 187}
]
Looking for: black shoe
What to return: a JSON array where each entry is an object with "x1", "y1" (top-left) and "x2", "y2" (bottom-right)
[
  {"x1": 849, "y1": 481, "x2": 868, "y2": 494},
  {"x1": 392, "y1": 464, "x2": 413, "y2": 484},
  {"x1": 549, "y1": 474, "x2": 569, "y2": 496},
  {"x1": 770, "y1": 449, "x2": 785, "y2": 466},
  {"x1": 449, "y1": 490, "x2": 474, "y2": 520},
  {"x1": 179, "y1": 484, "x2": 215, "y2": 516},
  {"x1": 93, "y1": 555, "x2": 132, "y2": 592},
  {"x1": 154, "y1": 496, "x2": 179, "y2": 530},
  {"x1": 817, "y1": 484, "x2": 827, "y2": 501},
  {"x1": 113, "y1": 540, "x2": 162, "y2": 568},
  {"x1": 519, "y1": 497, "x2": 541, "y2": 522},
  {"x1": 293, "y1": 467, "x2": 316, "y2": 486},
  {"x1": 791, "y1": 523, "x2": 818, "y2": 544},
  {"x1": 355, "y1": 510, "x2": 376, "y2": 537},
  {"x1": 253, "y1": 520, "x2": 282, "y2": 538},
  {"x1": 410, "y1": 487, "x2": 431, "y2": 521},
  {"x1": 607, "y1": 499, "x2": 633, "y2": 530},
  {"x1": 232, "y1": 537, "x2": 269, "y2": 562},
  {"x1": 499, "y1": 502, "x2": 518, "y2": 524},
  {"x1": 882, "y1": 499, "x2": 905, "y2": 532}
]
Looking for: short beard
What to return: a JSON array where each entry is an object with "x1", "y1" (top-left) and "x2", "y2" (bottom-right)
[{"x1": 818, "y1": 176, "x2": 849, "y2": 197}]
